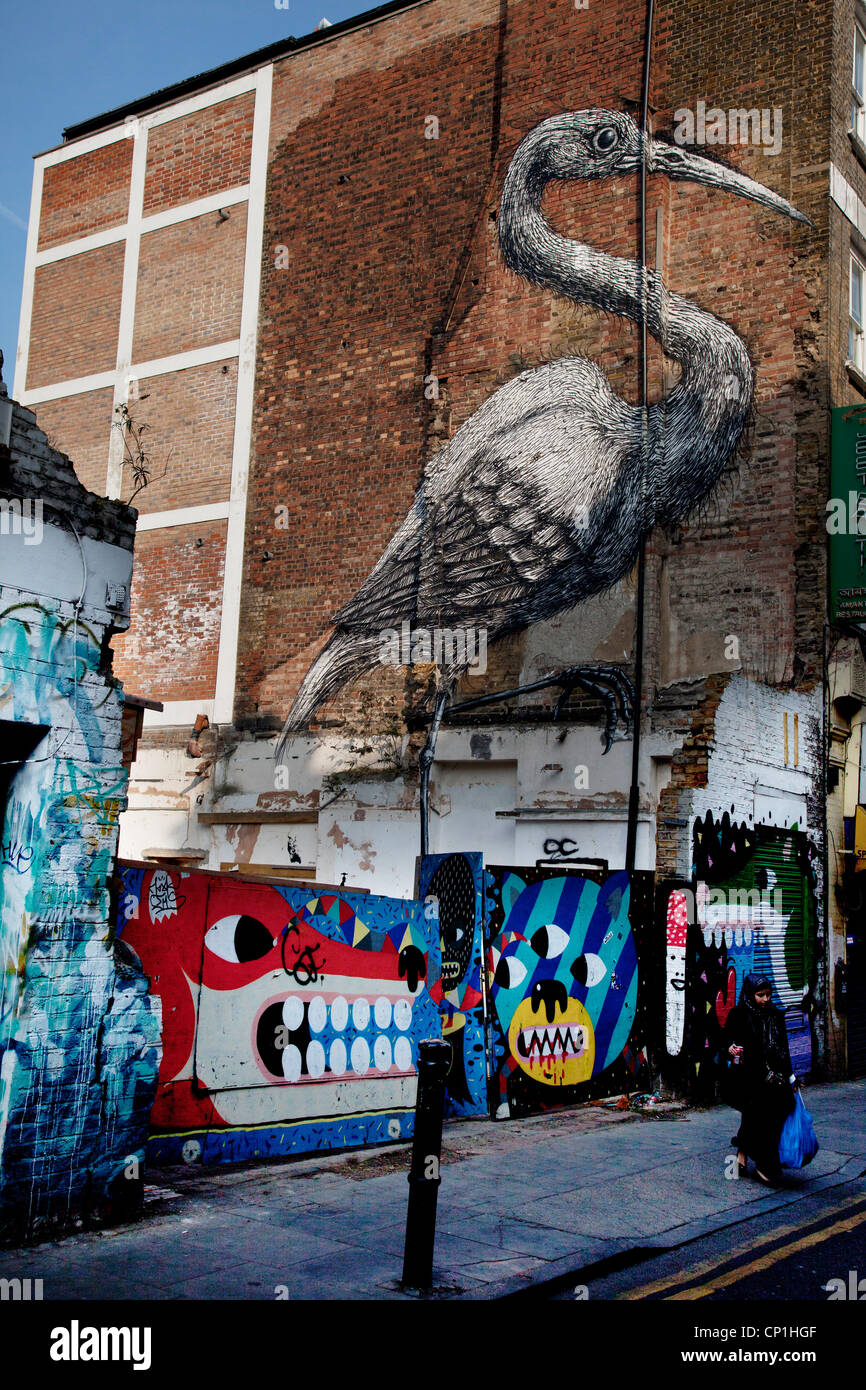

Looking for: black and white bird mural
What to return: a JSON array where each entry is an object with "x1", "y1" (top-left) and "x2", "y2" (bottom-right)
[{"x1": 276, "y1": 109, "x2": 809, "y2": 846}]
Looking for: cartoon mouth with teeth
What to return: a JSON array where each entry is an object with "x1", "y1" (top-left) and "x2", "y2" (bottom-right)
[
  {"x1": 200, "y1": 900, "x2": 431, "y2": 1100},
  {"x1": 508, "y1": 991, "x2": 595, "y2": 1087},
  {"x1": 118, "y1": 870, "x2": 440, "y2": 1131},
  {"x1": 251, "y1": 987, "x2": 418, "y2": 1084}
]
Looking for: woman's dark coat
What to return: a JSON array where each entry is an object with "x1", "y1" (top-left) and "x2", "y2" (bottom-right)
[{"x1": 722, "y1": 976, "x2": 795, "y2": 1176}]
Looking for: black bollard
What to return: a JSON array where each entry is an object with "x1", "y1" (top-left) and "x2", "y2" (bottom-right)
[{"x1": 401, "y1": 1037, "x2": 451, "y2": 1289}]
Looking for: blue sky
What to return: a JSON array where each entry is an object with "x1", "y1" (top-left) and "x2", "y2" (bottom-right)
[{"x1": 0, "y1": 0, "x2": 375, "y2": 391}]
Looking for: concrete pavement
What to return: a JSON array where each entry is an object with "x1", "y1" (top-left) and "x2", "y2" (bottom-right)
[{"x1": 2, "y1": 1079, "x2": 864, "y2": 1300}]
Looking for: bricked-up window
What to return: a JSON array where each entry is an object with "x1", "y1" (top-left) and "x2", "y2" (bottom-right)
[
  {"x1": 853, "y1": 23, "x2": 866, "y2": 141},
  {"x1": 850, "y1": 253, "x2": 866, "y2": 371}
]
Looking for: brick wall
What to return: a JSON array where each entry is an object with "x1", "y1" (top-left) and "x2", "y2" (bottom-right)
[
  {"x1": 27, "y1": 242, "x2": 125, "y2": 390},
  {"x1": 32, "y1": 387, "x2": 114, "y2": 496},
  {"x1": 112, "y1": 518, "x2": 227, "y2": 701},
  {"x1": 237, "y1": 0, "x2": 827, "y2": 740},
  {"x1": 120, "y1": 360, "x2": 237, "y2": 513},
  {"x1": 143, "y1": 92, "x2": 255, "y2": 214},
  {"x1": 132, "y1": 207, "x2": 247, "y2": 364},
  {"x1": 22, "y1": 84, "x2": 256, "y2": 709},
  {"x1": 240, "y1": 0, "x2": 650, "y2": 725},
  {"x1": 38, "y1": 138, "x2": 132, "y2": 251}
]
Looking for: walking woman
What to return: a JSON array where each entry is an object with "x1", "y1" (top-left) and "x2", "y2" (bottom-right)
[{"x1": 723, "y1": 973, "x2": 796, "y2": 1185}]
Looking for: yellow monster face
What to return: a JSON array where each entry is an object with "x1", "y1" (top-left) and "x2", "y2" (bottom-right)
[
  {"x1": 489, "y1": 871, "x2": 638, "y2": 1095},
  {"x1": 507, "y1": 994, "x2": 595, "y2": 1087}
]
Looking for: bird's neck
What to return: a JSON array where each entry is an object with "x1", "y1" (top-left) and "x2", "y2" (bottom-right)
[{"x1": 498, "y1": 188, "x2": 754, "y2": 522}]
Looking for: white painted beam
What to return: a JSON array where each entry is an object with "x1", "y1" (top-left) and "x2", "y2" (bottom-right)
[
  {"x1": 135, "y1": 503, "x2": 230, "y2": 531},
  {"x1": 213, "y1": 64, "x2": 273, "y2": 726}
]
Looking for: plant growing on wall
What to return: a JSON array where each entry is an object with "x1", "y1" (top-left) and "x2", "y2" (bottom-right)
[{"x1": 113, "y1": 402, "x2": 172, "y2": 505}]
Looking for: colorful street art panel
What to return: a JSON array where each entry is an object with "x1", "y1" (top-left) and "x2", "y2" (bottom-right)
[
  {"x1": 485, "y1": 865, "x2": 653, "y2": 1118},
  {"x1": 117, "y1": 863, "x2": 441, "y2": 1160},
  {"x1": 418, "y1": 851, "x2": 487, "y2": 1117},
  {"x1": 660, "y1": 812, "x2": 820, "y2": 1095}
]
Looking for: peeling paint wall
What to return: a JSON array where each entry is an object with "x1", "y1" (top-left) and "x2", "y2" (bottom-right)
[
  {"x1": 654, "y1": 673, "x2": 825, "y2": 1095},
  {"x1": 0, "y1": 397, "x2": 160, "y2": 1242}
]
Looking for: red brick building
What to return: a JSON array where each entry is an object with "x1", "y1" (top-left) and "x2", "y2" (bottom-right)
[{"x1": 12, "y1": 0, "x2": 866, "y2": 1077}]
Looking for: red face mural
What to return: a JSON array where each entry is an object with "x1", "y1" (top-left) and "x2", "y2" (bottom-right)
[{"x1": 118, "y1": 866, "x2": 441, "y2": 1132}]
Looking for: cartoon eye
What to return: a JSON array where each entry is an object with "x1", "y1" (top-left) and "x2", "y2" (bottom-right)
[
  {"x1": 593, "y1": 126, "x2": 619, "y2": 152},
  {"x1": 206, "y1": 914, "x2": 275, "y2": 963},
  {"x1": 530, "y1": 924, "x2": 570, "y2": 959},
  {"x1": 494, "y1": 955, "x2": 527, "y2": 990},
  {"x1": 570, "y1": 953, "x2": 607, "y2": 987}
]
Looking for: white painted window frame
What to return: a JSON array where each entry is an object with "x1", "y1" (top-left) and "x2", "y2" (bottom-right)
[
  {"x1": 854, "y1": 22, "x2": 866, "y2": 143},
  {"x1": 850, "y1": 251, "x2": 866, "y2": 373}
]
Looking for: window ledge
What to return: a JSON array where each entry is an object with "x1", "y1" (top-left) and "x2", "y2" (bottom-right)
[
  {"x1": 847, "y1": 358, "x2": 866, "y2": 394},
  {"x1": 849, "y1": 127, "x2": 866, "y2": 174}
]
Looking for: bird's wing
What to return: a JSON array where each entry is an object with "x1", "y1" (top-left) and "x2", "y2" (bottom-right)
[
  {"x1": 332, "y1": 497, "x2": 424, "y2": 630},
  {"x1": 331, "y1": 455, "x2": 574, "y2": 636},
  {"x1": 333, "y1": 356, "x2": 640, "y2": 637},
  {"x1": 416, "y1": 444, "x2": 583, "y2": 630}
]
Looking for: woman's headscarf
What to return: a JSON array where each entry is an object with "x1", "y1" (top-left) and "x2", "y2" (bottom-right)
[{"x1": 741, "y1": 973, "x2": 773, "y2": 1011}]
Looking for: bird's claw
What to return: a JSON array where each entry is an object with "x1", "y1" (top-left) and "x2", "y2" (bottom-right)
[{"x1": 550, "y1": 664, "x2": 635, "y2": 752}]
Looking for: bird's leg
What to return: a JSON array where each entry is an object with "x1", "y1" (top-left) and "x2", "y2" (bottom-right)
[
  {"x1": 447, "y1": 665, "x2": 635, "y2": 754},
  {"x1": 419, "y1": 683, "x2": 453, "y2": 859}
]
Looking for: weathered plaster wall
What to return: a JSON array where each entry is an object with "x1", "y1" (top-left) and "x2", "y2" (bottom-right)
[{"x1": 0, "y1": 395, "x2": 160, "y2": 1241}]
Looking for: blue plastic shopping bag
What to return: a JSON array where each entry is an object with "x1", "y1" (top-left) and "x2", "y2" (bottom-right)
[{"x1": 778, "y1": 1091, "x2": 819, "y2": 1168}]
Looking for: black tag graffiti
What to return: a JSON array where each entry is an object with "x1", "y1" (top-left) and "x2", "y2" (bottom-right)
[{"x1": 280, "y1": 924, "x2": 326, "y2": 985}]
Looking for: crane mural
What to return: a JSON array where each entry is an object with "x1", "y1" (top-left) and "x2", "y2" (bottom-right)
[{"x1": 277, "y1": 109, "x2": 809, "y2": 848}]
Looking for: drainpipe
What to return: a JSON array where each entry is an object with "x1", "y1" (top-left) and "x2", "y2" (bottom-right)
[{"x1": 625, "y1": 0, "x2": 656, "y2": 874}]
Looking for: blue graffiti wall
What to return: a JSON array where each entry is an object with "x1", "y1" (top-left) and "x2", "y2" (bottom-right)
[{"x1": 419, "y1": 852, "x2": 487, "y2": 1117}]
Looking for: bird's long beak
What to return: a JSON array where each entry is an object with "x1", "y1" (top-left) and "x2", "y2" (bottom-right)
[{"x1": 648, "y1": 138, "x2": 812, "y2": 226}]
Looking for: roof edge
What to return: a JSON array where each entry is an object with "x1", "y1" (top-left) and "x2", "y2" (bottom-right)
[{"x1": 62, "y1": 0, "x2": 431, "y2": 143}]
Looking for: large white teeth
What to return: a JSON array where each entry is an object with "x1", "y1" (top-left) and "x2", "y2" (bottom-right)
[
  {"x1": 374, "y1": 1036, "x2": 392, "y2": 1071},
  {"x1": 352, "y1": 998, "x2": 370, "y2": 1031},
  {"x1": 330, "y1": 995, "x2": 348, "y2": 1031},
  {"x1": 394, "y1": 999, "x2": 412, "y2": 1031},
  {"x1": 329, "y1": 1039, "x2": 347, "y2": 1075},
  {"x1": 351, "y1": 1038, "x2": 370, "y2": 1074},
  {"x1": 374, "y1": 996, "x2": 392, "y2": 1029},
  {"x1": 307, "y1": 996, "x2": 327, "y2": 1033},
  {"x1": 394, "y1": 1037, "x2": 413, "y2": 1071},
  {"x1": 306, "y1": 1040, "x2": 326, "y2": 1078},
  {"x1": 282, "y1": 996, "x2": 304, "y2": 1030},
  {"x1": 282, "y1": 1044, "x2": 302, "y2": 1082}
]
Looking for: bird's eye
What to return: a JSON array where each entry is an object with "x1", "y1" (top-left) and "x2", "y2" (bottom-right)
[{"x1": 593, "y1": 126, "x2": 619, "y2": 152}]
